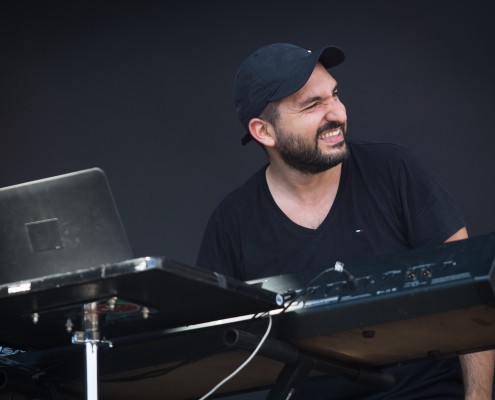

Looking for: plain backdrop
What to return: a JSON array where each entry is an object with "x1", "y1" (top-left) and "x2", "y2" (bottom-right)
[{"x1": 1, "y1": 2, "x2": 495, "y2": 397}]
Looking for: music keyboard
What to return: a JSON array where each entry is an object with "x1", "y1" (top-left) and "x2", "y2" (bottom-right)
[{"x1": 249, "y1": 233, "x2": 495, "y2": 365}]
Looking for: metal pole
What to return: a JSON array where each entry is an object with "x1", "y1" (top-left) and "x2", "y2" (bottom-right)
[
  {"x1": 85, "y1": 340, "x2": 99, "y2": 400},
  {"x1": 73, "y1": 302, "x2": 112, "y2": 400},
  {"x1": 83, "y1": 302, "x2": 100, "y2": 400}
]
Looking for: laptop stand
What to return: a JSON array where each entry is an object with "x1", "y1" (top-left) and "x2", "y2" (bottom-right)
[{"x1": 0, "y1": 257, "x2": 283, "y2": 400}]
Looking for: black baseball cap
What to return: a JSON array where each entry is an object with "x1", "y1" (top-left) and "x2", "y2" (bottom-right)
[{"x1": 234, "y1": 43, "x2": 345, "y2": 145}]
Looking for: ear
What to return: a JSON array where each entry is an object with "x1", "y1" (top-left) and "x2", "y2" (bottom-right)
[{"x1": 248, "y1": 118, "x2": 276, "y2": 147}]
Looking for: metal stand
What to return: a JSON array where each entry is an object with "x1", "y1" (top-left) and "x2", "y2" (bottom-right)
[
  {"x1": 224, "y1": 328, "x2": 395, "y2": 400},
  {"x1": 266, "y1": 361, "x2": 313, "y2": 400},
  {"x1": 72, "y1": 302, "x2": 112, "y2": 400}
]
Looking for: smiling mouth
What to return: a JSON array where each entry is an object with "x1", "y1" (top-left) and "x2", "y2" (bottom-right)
[{"x1": 319, "y1": 128, "x2": 342, "y2": 140}]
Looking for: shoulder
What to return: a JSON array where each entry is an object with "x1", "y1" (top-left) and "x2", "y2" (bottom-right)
[
  {"x1": 348, "y1": 139, "x2": 418, "y2": 161},
  {"x1": 346, "y1": 139, "x2": 427, "y2": 174},
  {"x1": 344, "y1": 138, "x2": 440, "y2": 200}
]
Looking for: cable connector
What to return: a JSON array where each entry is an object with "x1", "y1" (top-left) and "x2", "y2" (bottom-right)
[{"x1": 334, "y1": 261, "x2": 344, "y2": 272}]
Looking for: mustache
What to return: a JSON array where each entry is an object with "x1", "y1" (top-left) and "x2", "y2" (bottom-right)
[{"x1": 316, "y1": 121, "x2": 346, "y2": 136}]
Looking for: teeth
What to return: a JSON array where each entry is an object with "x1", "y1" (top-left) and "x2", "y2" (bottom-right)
[{"x1": 319, "y1": 129, "x2": 341, "y2": 139}]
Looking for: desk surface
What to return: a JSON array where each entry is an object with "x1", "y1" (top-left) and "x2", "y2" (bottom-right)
[{"x1": 0, "y1": 256, "x2": 282, "y2": 350}]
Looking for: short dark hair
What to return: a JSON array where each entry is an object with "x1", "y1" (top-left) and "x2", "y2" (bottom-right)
[
  {"x1": 259, "y1": 99, "x2": 281, "y2": 127},
  {"x1": 249, "y1": 100, "x2": 281, "y2": 152}
]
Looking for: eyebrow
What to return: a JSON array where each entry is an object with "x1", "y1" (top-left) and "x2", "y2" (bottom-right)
[{"x1": 297, "y1": 84, "x2": 339, "y2": 109}]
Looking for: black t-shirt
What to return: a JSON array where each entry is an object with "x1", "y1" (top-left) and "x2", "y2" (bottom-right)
[
  {"x1": 197, "y1": 140, "x2": 464, "y2": 280},
  {"x1": 196, "y1": 139, "x2": 466, "y2": 399}
]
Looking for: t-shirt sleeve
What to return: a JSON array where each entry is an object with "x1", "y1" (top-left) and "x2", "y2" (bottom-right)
[
  {"x1": 195, "y1": 209, "x2": 242, "y2": 280},
  {"x1": 398, "y1": 147, "x2": 465, "y2": 247}
]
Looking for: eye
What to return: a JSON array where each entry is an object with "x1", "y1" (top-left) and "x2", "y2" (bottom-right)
[
  {"x1": 333, "y1": 89, "x2": 339, "y2": 98},
  {"x1": 304, "y1": 102, "x2": 319, "y2": 111}
]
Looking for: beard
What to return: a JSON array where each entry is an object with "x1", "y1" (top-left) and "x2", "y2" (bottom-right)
[{"x1": 274, "y1": 121, "x2": 349, "y2": 175}]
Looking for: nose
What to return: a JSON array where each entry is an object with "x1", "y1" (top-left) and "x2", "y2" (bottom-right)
[{"x1": 325, "y1": 98, "x2": 347, "y2": 123}]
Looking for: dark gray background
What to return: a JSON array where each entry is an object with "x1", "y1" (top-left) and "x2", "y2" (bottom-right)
[
  {"x1": 3, "y1": 1, "x2": 494, "y2": 268},
  {"x1": 1, "y1": 1, "x2": 495, "y2": 399}
]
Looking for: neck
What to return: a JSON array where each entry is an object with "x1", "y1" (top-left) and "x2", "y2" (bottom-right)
[
  {"x1": 264, "y1": 158, "x2": 342, "y2": 229},
  {"x1": 266, "y1": 158, "x2": 342, "y2": 205}
]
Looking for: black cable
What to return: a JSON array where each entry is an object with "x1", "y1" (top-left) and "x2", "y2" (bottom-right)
[
  {"x1": 98, "y1": 358, "x2": 191, "y2": 383},
  {"x1": 280, "y1": 261, "x2": 357, "y2": 314}
]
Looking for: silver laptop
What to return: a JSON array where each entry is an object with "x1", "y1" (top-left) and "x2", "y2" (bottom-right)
[{"x1": 0, "y1": 168, "x2": 133, "y2": 285}]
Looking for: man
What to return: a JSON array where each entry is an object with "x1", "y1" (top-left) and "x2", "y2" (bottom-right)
[{"x1": 196, "y1": 43, "x2": 494, "y2": 399}]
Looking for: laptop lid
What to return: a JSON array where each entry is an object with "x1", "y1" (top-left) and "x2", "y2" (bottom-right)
[{"x1": 0, "y1": 168, "x2": 133, "y2": 285}]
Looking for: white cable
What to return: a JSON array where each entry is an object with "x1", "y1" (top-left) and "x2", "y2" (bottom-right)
[{"x1": 198, "y1": 313, "x2": 273, "y2": 400}]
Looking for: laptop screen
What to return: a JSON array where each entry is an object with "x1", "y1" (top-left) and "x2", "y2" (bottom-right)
[{"x1": 0, "y1": 168, "x2": 133, "y2": 285}]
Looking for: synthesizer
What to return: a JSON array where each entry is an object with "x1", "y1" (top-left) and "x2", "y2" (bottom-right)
[{"x1": 248, "y1": 232, "x2": 495, "y2": 366}]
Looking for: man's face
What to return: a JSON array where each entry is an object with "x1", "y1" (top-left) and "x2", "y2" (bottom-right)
[{"x1": 270, "y1": 63, "x2": 349, "y2": 174}]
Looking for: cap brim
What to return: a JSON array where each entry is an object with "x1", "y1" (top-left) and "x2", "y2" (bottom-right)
[
  {"x1": 318, "y1": 46, "x2": 345, "y2": 70},
  {"x1": 241, "y1": 132, "x2": 252, "y2": 145}
]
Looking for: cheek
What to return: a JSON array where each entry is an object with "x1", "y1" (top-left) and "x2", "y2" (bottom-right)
[
  {"x1": 280, "y1": 116, "x2": 320, "y2": 135},
  {"x1": 337, "y1": 102, "x2": 347, "y2": 120}
]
